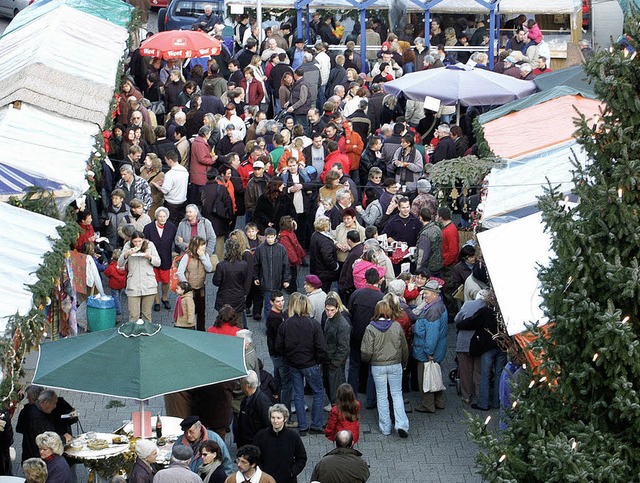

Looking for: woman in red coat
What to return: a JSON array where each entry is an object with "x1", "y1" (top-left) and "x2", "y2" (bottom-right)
[
  {"x1": 278, "y1": 216, "x2": 306, "y2": 293},
  {"x1": 239, "y1": 67, "x2": 265, "y2": 108},
  {"x1": 324, "y1": 383, "x2": 361, "y2": 443}
]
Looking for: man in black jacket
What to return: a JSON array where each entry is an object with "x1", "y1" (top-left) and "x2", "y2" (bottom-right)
[
  {"x1": 431, "y1": 123, "x2": 458, "y2": 163},
  {"x1": 276, "y1": 297, "x2": 328, "y2": 434},
  {"x1": 347, "y1": 269, "x2": 384, "y2": 406},
  {"x1": 236, "y1": 371, "x2": 272, "y2": 448},
  {"x1": 318, "y1": 15, "x2": 341, "y2": 45},
  {"x1": 254, "y1": 228, "x2": 290, "y2": 320}
]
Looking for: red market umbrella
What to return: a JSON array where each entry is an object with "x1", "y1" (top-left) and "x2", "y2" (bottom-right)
[{"x1": 140, "y1": 30, "x2": 221, "y2": 60}]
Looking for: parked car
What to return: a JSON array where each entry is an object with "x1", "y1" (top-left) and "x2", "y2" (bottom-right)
[
  {"x1": 0, "y1": 0, "x2": 31, "y2": 19},
  {"x1": 150, "y1": 0, "x2": 168, "y2": 10},
  {"x1": 157, "y1": 0, "x2": 223, "y2": 32}
]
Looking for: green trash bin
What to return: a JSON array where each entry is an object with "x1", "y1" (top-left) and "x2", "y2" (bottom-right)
[{"x1": 87, "y1": 295, "x2": 117, "y2": 332}]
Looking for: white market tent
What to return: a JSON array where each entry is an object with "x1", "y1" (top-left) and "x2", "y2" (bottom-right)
[
  {"x1": 0, "y1": 5, "x2": 130, "y2": 126},
  {"x1": 477, "y1": 212, "x2": 553, "y2": 336},
  {"x1": 478, "y1": 94, "x2": 601, "y2": 227},
  {"x1": 226, "y1": 0, "x2": 580, "y2": 14},
  {"x1": 0, "y1": 103, "x2": 99, "y2": 204},
  {"x1": 0, "y1": 202, "x2": 64, "y2": 333}
]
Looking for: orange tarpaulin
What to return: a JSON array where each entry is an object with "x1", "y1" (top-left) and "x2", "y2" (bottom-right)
[{"x1": 483, "y1": 95, "x2": 604, "y2": 159}]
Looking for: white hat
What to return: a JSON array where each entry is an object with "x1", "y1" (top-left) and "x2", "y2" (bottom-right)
[{"x1": 135, "y1": 439, "x2": 157, "y2": 459}]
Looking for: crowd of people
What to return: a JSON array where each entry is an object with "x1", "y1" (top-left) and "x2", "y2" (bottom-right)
[{"x1": 2, "y1": 9, "x2": 541, "y2": 483}]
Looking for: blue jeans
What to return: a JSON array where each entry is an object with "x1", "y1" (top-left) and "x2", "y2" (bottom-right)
[
  {"x1": 111, "y1": 289, "x2": 122, "y2": 315},
  {"x1": 262, "y1": 290, "x2": 272, "y2": 321},
  {"x1": 271, "y1": 356, "x2": 292, "y2": 410},
  {"x1": 291, "y1": 364, "x2": 324, "y2": 431},
  {"x1": 371, "y1": 364, "x2": 409, "y2": 435},
  {"x1": 478, "y1": 348, "x2": 507, "y2": 409},
  {"x1": 348, "y1": 348, "x2": 377, "y2": 406}
]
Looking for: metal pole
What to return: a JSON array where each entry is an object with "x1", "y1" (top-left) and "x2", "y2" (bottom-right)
[
  {"x1": 257, "y1": 0, "x2": 263, "y2": 46},
  {"x1": 360, "y1": 8, "x2": 367, "y2": 73},
  {"x1": 488, "y1": 5, "x2": 495, "y2": 68}
]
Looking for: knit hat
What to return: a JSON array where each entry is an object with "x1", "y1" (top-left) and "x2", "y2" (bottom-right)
[
  {"x1": 304, "y1": 274, "x2": 322, "y2": 289},
  {"x1": 417, "y1": 179, "x2": 432, "y2": 194},
  {"x1": 387, "y1": 279, "x2": 406, "y2": 296},
  {"x1": 135, "y1": 439, "x2": 157, "y2": 459}
]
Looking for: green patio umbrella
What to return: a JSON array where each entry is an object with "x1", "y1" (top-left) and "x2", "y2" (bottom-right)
[{"x1": 32, "y1": 320, "x2": 247, "y2": 407}]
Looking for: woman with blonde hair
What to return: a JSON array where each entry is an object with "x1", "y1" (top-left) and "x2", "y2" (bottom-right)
[
  {"x1": 277, "y1": 293, "x2": 327, "y2": 434},
  {"x1": 23, "y1": 458, "x2": 48, "y2": 483},
  {"x1": 361, "y1": 300, "x2": 409, "y2": 437},
  {"x1": 140, "y1": 153, "x2": 165, "y2": 218},
  {"x1": 36, "y1": 431, "x2": 72, "y2": 482},
  {"x1": 318, "y1": 171, "x2": 342, "y2": 206}
]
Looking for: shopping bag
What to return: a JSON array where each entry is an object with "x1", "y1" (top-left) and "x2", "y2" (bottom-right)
[{"x1": 422, "y1": 360, "x2": 446, "y2": 393}]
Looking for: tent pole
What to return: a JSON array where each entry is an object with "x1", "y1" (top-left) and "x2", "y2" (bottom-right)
[
  {"x1": 360, "y1": 8, "x2": 367, "y2": 74},
  {"x1": 456, "y1": 103, "x2": 460, "y2": 126},
  {"x1": 488, "y1": 5, "x2": 496, "y2": 68}
]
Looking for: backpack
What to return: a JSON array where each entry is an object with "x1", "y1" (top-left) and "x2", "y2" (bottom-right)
[{"x1": 169, "y1": 253, "x2": 186, "y2": 292}]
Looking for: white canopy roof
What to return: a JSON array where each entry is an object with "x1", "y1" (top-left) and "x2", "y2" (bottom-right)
[
  {"x1": 226, "y1": 0, "x2": 580, "y2": 14},
  {"x1": 0, "y1": 103, "x2": 98, "y2": 201},
  {"x1": 479, "y1": 141, "x2": 585, "y2": 228},
  {"x1": 0, "y1": 202, "x2": 64, "y2": 332},
  {"x1": 0, "y1": 5, "x2": 129, "y2": 126},
  {"x1": 477, "y1": 212, "x2": 553, "y2": 336}
]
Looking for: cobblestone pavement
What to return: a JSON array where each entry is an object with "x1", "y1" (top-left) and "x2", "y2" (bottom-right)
[{"x1": 13, "y1": 272, "x2": 490, "y2": 482}]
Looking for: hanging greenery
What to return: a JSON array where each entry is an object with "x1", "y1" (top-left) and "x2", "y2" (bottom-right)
[
  {"x1": 426, "y1": 155, "x2": 504, "y2": 189},
  {"x1": 0, "y1": 199, "x2": 78, "y2": 406},
  {"x1": 0, "y1": 5, "x2": 136, "y2": 408}
]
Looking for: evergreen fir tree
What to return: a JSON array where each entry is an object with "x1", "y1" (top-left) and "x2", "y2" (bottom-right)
[{"x1": 470, "y1": 11, "x2": 640, "y2": 482}]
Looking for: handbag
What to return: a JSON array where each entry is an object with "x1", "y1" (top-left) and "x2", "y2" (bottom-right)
[
  {"x1": 422, "y1": 360, "x2": 446, "y2": 393},
  {"x1": 453, "y1": 284, "x2": 465, "y2": 301},
  {"x1": 390, "y1": 247, "x2": 409, "y2": 264},
  {"x1": 149, "y1": 100, "x2": 166, "y2": 116}
]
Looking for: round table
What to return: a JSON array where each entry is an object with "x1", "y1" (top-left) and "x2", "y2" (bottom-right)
[{"x1": 64, "y1": 432, "x2": 131, "y2": 483}]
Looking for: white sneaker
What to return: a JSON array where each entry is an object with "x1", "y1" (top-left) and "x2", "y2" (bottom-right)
[{"x1": 323, "y1": 404, "x2": 332, "y2": 412}]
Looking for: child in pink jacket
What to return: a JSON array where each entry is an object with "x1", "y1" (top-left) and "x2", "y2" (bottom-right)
[{"x1": 527, "y1": 19, "x2": 543, "y2": 44}]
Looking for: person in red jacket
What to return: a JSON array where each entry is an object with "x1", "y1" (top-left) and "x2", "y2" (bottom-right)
[
  {"x1": 438, "y1": 206, "x2": 459, "y2": 321},
  {"x1": 278, "y1": 216, "x2": 306, "y2": 293},
  {"x1": 337, "y1": 120, "x2": 364, "y2": 189},
  {"x1": 239, "y1": 67, "x2": 265, "y2": 108},
  {"x1": 104, "y1": 249, "x2": 127, "y2": 316},
  {"x1": 324, "y1": 383, "x2": 360, "y2": 443},
  {"x1": 74, "y1": 210, "x2": 96, "y2": 250},
  {"x1": 189, "y1": 126, "x2": 216, "y2": 203},
  {"x1": 320, "y1": 140, "x2": 350, "y2": 182}
]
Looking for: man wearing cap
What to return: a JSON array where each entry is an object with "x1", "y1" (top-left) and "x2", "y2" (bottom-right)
[
  {"x1": 131, "y1": 439, "x2": 158, "y2": 482},
  {"x1": 287, "y1": 38, "x2": 306, "y2": 70},
  {"x1": 303, "y1": 275, "x2": 327, "y2": 322},
  {"x1": 502, "y1": 56, "x2": 522, "y2": 79},
  {"x1": 411, "y1": 179, "x2": 438, "y2": 219},
  {"x1": 412, "y1": 280, "x2": 448, "y2": 412},
  {"x1": 245, "y1": 158, "x2": 271, "y2": 222},
  {"x1": 173, "y1": 416, "x2": 233, "y2": 475},
  {"x1": 153, "y1": 445, "x2": 201, "y2": 483}
]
